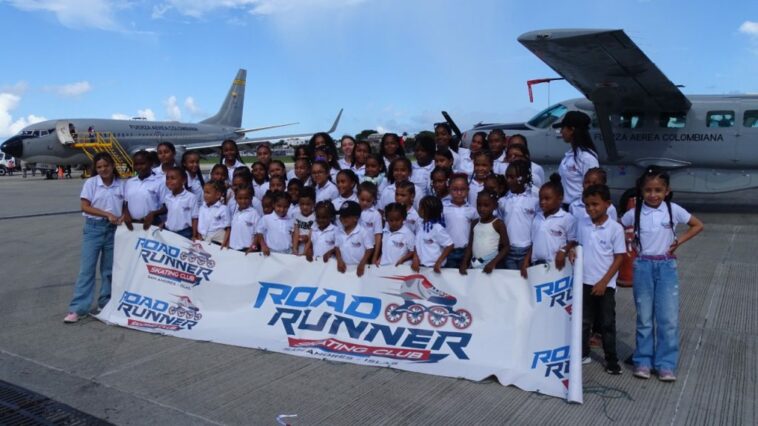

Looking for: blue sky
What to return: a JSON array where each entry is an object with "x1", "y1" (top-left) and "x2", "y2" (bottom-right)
[{"x1": 1, "y1": 0, "x2": 757, "y2": 138}]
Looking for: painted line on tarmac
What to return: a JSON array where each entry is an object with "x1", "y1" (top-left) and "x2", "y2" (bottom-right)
[{"x1": 0, "y1": 210, "x2": 80, "y2": 221}]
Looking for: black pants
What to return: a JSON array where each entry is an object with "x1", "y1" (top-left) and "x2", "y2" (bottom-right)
[{"x1": 582, "y1": 285, "x2": 618, "y2": 363}]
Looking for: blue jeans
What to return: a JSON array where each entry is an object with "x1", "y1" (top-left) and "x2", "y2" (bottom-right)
[
  {"x1": 502, "y1": 245, "x2": 529, "y2": 270},
  {"x1": 68, "y1": 219, "x2": 116, "y2": 315},
  {"x1": 632, "y1": 258, "x2": 680, "y2": 372},
  {"x1": 444, "y1": 247, "x2": 466, "y2": 268}
]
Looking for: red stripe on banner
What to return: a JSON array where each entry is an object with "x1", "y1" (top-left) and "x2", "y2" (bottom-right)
[
  {"x1": 288, "y1": 337, "x2": 431, "y2": 361},
  {"x1": 128, "y1": 319, "x2": 180, "y2": 331},
  {"x1": 146, "y1": 264, "x2": 197, "y2": 284}
]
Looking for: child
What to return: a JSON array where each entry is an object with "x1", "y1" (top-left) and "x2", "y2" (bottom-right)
[
  {"x1": 226, "y1": 187, "x2": 261, "y2": 253},
  {"x1": 162, "y1": 166, "x2": 198, "y2": 240},
  {"x1": 64, "y1": 153, "x2": 125, "y2": 323},
  {"x1": 361, "y1": 154, "x2": 387, "y2": 194},
  {"x1": 379, "y1": 157, "x2": 422, "y2": 211},
  {"x1": 434, "y1": 123, "x2": 462, "y2": 172},
  {"x1": 487, "y1": 129, "x2": 507, "y2": 166},
  {"x1": 154, "y1": 141, "x2": 177, "y2": 178},
  {"x1": 468, "y1": 152, "x2": 492, "y2": 206},
  {"x1": 287, "y1": 157, "x2": 312, "y2": 186},
  {"x1": 209, "y1": 164, "x2": 231, "y2": 203},
  {"x1": 434, "y1": 149, "x2": 454, "y2": 172},
  {"x1": 256, "y1": 191, "x2": 294, "y2": 255},
  {"x1": 411, "y1": 136, "x2": 435, "y2": 199},
  {"x1": 505, "y1": 144, "x2": 544, "y2": 188},
  {"x1": 228, "y1": 168, "x2": 263, "y2": 216},
  {"x1": 251, "y1": 161, "x2": 269, "y2": 200},
  {"x1": 620, "y1": 168, "x2": 703, "y2": 381},
  {"x1": 460, "y1": 190, "x2": 509, "y2": 274},
  {"x1": 312, "y1": 160, "x2": 339, "y2": 203},
  {"x1": 508, "y1": 134, "x2": 545, "y2": 189},
  {"x1": 292, "y1": 187, "x2": 316, "y2": 255},
  {"x1": 181, "y1": 150, "x2": 204, "y2": 205},
  {"x1": 305, "y1": 201, "x2": 337, "y2": 262},
  {"x1": 287, "y1": 178, "x2": 303, "y2": 216},
  {"x1": 123, "y1": 150, "x2": 166, "y2": 231},
  {"x1": 430, "y1": 166, "x2": 452, "y2": 205},
  {"x1": 334, "y1": 201, "x2": 374, "y2": 277},
  {"x1": 379, "y1": 132, "x2": 405, "y2": 169},
  {"x1": 375, "y1": 202, "x2": 415, "y2": 266},
  {"x1": 497, "y1": 159, "x2": 539, "y2": 270},
  {"x1": 338, "y1": 135, "x2": 355, "y2": 170},
  {"x1": 395, "y1": 181, "x2": 420, "y2": 233},
  {"x1": 350, "y1": 140, "x2": 371, "y2": 178},
  {"x1": 570, "y1": 184, "x2": 626, "y2": 375},
  {"x1": 268, "y1": 175, "x2": 286, "y2": 193},
  {"x1": 314, "y1": 146, "x2": 341, "y2": 181},
  {"x1": 220, "y1": 139, "x2": 245, "y2": 182},
  {"x1": 268, "y1": 160, "x2": 287, "y2": 180},
  {"x1": 261, "y1": 191, "x2": 275, "y2": 215},
  {"x1": 459, "y1": 131, "x2": 487, "y2": 177},
  {"x1": 357, "y1": 182, "x2": 383, "y2": 262},
  {"x1": 570, "y1": 167, "x2": 617, "y2": 221},
  {"x1": 412, "y1": 196, "x2": 454, "y2": 273},
  {"x1": 256, "y1": 143, "x2": 272, "y2": 168},
  {"x1": 196, "y1": 181, "x2": 231, "y2": 246},
  {"x1": 521, "y1": 174, "x2": 576, "y2": 277},
  {"x1": 443, "y1": 173, "x2": 479, "y2": 268},
  {"x1": 332, "y1": 169, "x2": 359, "y2": 211}
]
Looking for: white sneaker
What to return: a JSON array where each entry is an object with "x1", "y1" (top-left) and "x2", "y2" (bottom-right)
[
  {"x1": 582, "y1": 356, "x2": 592, "y2": 365},
  {"x1": 63, "y1": 312, "x2": 80, "y2": 323}
]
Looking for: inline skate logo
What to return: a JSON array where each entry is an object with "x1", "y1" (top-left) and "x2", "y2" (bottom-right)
[
  {"x1": 382, "y1": 274, "x2": 472, "y2": 329},
  {"x1": 181, "y1": 242, "x2": 216, "y2": 268},
  {"x1": 169, "y1": 295, "x2": 203, "y2": 321}
]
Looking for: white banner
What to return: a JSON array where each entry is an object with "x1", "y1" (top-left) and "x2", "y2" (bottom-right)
[{"x1": 99, "y1": 227, "x2": 584, "y2": 402}]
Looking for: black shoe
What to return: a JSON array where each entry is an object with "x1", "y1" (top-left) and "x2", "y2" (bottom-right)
[{"x1": 606, "y1": 362, "x2": 622, "y2": 375}]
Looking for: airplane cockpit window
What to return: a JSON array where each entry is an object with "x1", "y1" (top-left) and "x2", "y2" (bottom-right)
[
  {"x1": 706, "y1": 110, "x2": 735, "y2": 128},
  {"x1": 620, "y1": 113, "x2": 644, "y2": 129},
  {"x1": 744, "y1": 110, "x2": 758, "y2": 128},
  {"x1": 527, "y1": 104, "x2": 568, "y2": 128},
  {"x1": 659, "y1": 112, "x2": 687, "y2": 128}
]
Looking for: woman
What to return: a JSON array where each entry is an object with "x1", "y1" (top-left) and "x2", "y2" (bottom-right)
[
  {"x1": 338, "y1": 135, "x2": 355, "y2": 170},
  {"x1": 554, "y1": 111, "x2": 599, "y2": 209}
]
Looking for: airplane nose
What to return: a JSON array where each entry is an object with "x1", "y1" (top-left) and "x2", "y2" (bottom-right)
[{"x1": 1, "y1": 136, "x2": 23, "y2": 158}]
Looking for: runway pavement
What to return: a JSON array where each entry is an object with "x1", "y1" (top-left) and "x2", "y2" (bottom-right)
[{"x1": 0, "y1": 173, "x2": 756, "y2": 425}]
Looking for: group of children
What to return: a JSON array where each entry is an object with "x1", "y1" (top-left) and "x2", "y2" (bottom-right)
[{"x1": 66, "y1": 121, "x2": 704, "y2": 384}]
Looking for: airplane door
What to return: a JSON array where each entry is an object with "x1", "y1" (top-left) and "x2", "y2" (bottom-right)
[
  {"x1": 55, "y1": 121, "x2": 75, "y2": 145},
  {"x1": 737, "y1": 104, "x2": 758, "y2": 166}
]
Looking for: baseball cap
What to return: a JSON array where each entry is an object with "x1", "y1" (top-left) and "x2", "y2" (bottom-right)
[
  {"x1": 552, "y1": 110, "x2": 591, "y2": 129},
  {"x1": 338, "y1": 201, "x2": 361, "y2": 218}
]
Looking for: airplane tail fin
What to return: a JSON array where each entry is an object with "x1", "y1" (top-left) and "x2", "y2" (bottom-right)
[{"x1": 200, "y1": 69, "x2": 246, "y2": 128}]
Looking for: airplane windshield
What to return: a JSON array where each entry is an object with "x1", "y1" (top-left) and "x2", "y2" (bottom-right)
[{"x1": 527, "y1": 104, "x2": 568, "y2": 128}]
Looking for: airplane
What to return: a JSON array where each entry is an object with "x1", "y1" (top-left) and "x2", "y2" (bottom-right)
[
  {"x1": 454, "y1": 29, "x2": 758, "y2": 195},
  {"x1": 0, "y1": 69, "x2": 343, "y2": 167}
]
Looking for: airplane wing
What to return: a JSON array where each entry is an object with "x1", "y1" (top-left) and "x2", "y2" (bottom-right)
[
  {"x1": 518, "y1": 29, "x2": 691, "y2": 113},
  {"x1": 179, "y1": 109, "x2": 343, "y2": 152},
  {"x1": 235, "y1": 122, "x2": 299, "y2": 134}
]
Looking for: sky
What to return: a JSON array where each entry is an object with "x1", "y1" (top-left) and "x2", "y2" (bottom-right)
[{"x1": 1, "y1": 0, "x2": 757, "y2": 139}]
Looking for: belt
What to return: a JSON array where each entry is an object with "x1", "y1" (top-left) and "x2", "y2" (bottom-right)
[{"x1": 639, "y1": 254, "x2": 677, "y2": 260}]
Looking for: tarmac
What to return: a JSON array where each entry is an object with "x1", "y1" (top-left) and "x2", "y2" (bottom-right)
[{"x1": 0, "y1": 172, "x2": 756, "y2": 425}]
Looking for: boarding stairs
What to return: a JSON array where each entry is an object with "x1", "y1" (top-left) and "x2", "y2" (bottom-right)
[{"x1": 55, "y1": 122, "x2": 133, "y2": 178}]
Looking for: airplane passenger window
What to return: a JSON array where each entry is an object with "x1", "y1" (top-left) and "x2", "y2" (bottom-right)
[
  {"x1": 706, "y1": 110, "x2": 735, "y2": 128},
  {"x1": 620, "y1": 113, "x2": 644, "y2": 129},
  {"x1": 742, "y1": 110, "x2": 758, "y2": 128},
  {"x1": 659, "y1": 112, "x2": 687, "y2": 128},
  {"x1": 527, "y1": 104, "x2": 568, "y2": 128}
]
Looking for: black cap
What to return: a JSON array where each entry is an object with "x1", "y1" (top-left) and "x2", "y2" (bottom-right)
[
  {"x1": 338, "y1": 200, "x2": 361, "y2": 218},
  {"x1": 552, "y1": 110, "x2": 591, "y2": 129}
]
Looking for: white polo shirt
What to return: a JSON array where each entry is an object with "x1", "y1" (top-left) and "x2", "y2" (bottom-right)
[
  {"x1": 229, "y1": 207, "x2": 260, "y2": 250},
  {"x1": 497, "y1": 190, "x2": 540, "y2": 248},
  {"x1": 257, "y1": 212, "x2": 294, "y2": 253},
  {"x1": 404, "y1": 206, "x2": 421, "y2": 234},
  {"x1": 380, "y1": 226, "x2": 415, "y2": 266},
  {"x1": 225, "y1": 160, "x2": 245, "y2": 182},
  {"x1": 621, "y1": 202, "x2": 691, "y2": 256},
  {"x1": 531, "y1": 161, "x2": 546, "y2": 188},
  {"x1": 315, "y1": 180, "x2": 339, "y2": 203},
  {"x1": 80, "y1": 176, "x2": 125, "y2": 219},
  {"x1": 493, "y1": 160, "x2": 508, "y2": 176},
  {"x1": 252, "y1": 180, "x2": 269, "y2": 201},
  {"x1": 453, "y1": 147, "x2": 469, "y2": 174},
  {"x1": 360, "y1": 207, "x2": 383, "y2": 236},
  {"x1": 186, "y1": 172, "x2": 204, "y2": 207},
  {"x1": 378, "y1": 182, "x2": 425, "y2": 211},
  {"x1": 415, "y1": 223, "x2": 454, "y2": 267},
  {"x1": 336, "y1": 224, "x2": 375, "y2": 265},
  {"x1": 442, "y1": 201, "x2": 479, "y2": 248},
  {"x1": 570, "y1": 199, "x2": 618, "y2": 223},
  {"x1": 410, "y1": 161, "x2": 434, "y2": 198},
  {"x1": 332, "y1": 193, "x2": 358, "y2": 211},
  {"x1": 558, "y1": 149, "x2": 599, "y2": 204},
  {"x1": 311, "y1": 223, "x2": 337, "y2": 257},
  {"x1": 467, "y1": 178, "x2": 485, "y2": 206},
  {"x1": 124, "y1": 174, "x2": 164, "y2": 220},
  {"x1": 531, "y1": 209, "x2": 577, "y2": 262},
  {"x1": 351, "y1": 164, "x2": 366, "y2": 178},
  {"x1": 576, "y1": 216, "x2": 625, "y2": 288},
  {"x1": 164, "y1": 189, "x2": 199, "y2": 232},
  {"x1": 198, "y1": 201, "x2": 230, "y2": 238}
]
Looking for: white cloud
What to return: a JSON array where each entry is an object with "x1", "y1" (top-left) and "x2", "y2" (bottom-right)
[
  {"x1": 739, "y1": 21, "x2": 758, "y2": 37},
  {"x1": 111, "y1": 113, "x2": 131, "y2": 120},
  {"x1": 111, "y1": 108, "x2": 156, "y2": 121},
  {"x1": 184, "y1": 96, "x2": 201, "y2": 115},
  {"x1": 0, "y1": 92, "x2": 46, "y2": 138},
  {"x1": 46, "y1": 81, "x2": 92, "y2": 97},
  {"x1": 164, "y1": 96, "x2": 181, "y2": 121},
  {"x1": 6, "y1": 0, "x2": 122, "y2": 31},
  {"x1": 151, "y1": 0, "x2": 366, "y2": 18}
]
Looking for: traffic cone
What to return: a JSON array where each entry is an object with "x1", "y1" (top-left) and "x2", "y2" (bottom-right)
[{"x1": 617, "y1": 196, "x2": 637, "y2": 287}]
